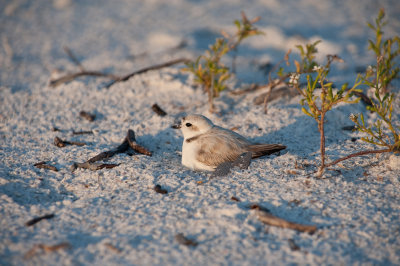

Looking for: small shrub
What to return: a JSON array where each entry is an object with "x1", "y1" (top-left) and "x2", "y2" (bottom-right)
[
  {"x1": 351, "y1": 8, "x2": 400, "y2": 153},
  {"x1": 183, "y1": 12, "x2": 263, "y2": 112},
  {"x1": 289, "y1": 54, "x2": 362, "y2": 176}
]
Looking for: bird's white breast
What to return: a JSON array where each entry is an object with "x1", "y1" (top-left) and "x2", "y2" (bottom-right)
[{"x1": 182, "y1": 138, "x2": 214, "y2": 171}]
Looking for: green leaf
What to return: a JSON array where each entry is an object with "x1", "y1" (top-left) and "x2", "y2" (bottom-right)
[
  {"x1": 301, "y1": 107, "x2": 313, "y2": 117},
  {"x1": 360, "y1": 113, "x2": 365, "y2": 126},
  {"x1": 234, "y1": 20, "x2": 241, "y2": 29}
]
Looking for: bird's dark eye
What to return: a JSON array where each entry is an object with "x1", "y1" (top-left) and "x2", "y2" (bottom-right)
[{"x1": 185, "y1": 123, "x2": 192, "y2": 127}]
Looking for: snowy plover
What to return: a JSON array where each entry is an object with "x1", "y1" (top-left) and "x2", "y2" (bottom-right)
[{"x1": 172, "y1": 114, "x2": 286, "y2": 171}]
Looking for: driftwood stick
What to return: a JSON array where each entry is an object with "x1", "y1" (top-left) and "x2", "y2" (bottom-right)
[
  {"x1": 49, "y1": 71, "x2": 119, "y2": 88},
  {"x1": 256, "y1": 209, "x2": 317, "y2": 234},
  {"x1": 105, "y1": 58, "x2": 189, "y2": 88},
  {"x1": 34, "y1": 161, "x2": 58, "y2": 172},
  {"x1": 175, "y1": 233, "x2": 198, "y2": 247},
  {"x1": 126, "y1": 129, "x2": 152, "y2": 156},
  {"x1": 325, "y1": 148, "x2": 391, "y2": 167},
  {"x1": 71, "y1": 162, "x2": 120, "y2": 171},
  {"x1": 86, "y1": 141, "x2": 129, "y2": 163},
  {"x1": 54, "y1": 136, "x2": 86, "y2": 148},
  {"x1": 72, "y1": 129, "x2": 151, "y2": 171},
  {"x1": 25, "y1": 213, "x2": 55, "y2": 226},
  {"x1": 72, "y1": 130, "x2": 93, "y2": 135},
  {"x1": 85, "y1": 129, "x2": 140, "y2": 163},
  {"x1": 50, "y1": 58, "x2": 189, "y2": 88}
]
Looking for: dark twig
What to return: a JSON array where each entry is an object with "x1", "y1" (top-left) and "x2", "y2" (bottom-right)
[
  {"x1": 175, "y1": 233, "x2": 198, "y2": 247},
  {"x1": 54, "y1": 136, "x2": 86, "y2": 148},
  {"x1": 25, "y1": 213, "x2": 55, "y2": 226},
  {"x1": 34, "y1": 161, "x2": 58, "y2": 172},
  {"x1": 86, "y1": 142, "x2": 129, "y2": 164},
  {"x1": 231, "y1": 196, "x2": 241, "y2": 202},
  {"x1": 79, "y1": 111, "x2": 95, "y2": 122},
  {"x1": 105, "y1": 58, "x2": 190, "y2": 88},
  {"x1": 50, "y1": 57, "x2": 189, "y2": 88},
  {"x1": 151, "y1": 103, "x2": 167, "y2": 117},
  {"x1": 72, "y1": 129, "x2": 151, "y2": 172},
  {"x1": 126, "y1": 129, "x2": 152, "y2": 156},
  {"x1": 49, "y1": 71, "x2": 119, "y2": 88},
  {"x1": 154, "y1": 184, "x2": 168, "y2": 194},
  {"x1": 325, "y1": 148, "x2": 391, "y2": 167},
  {"x1": 63, "y1": 46, "x2": 85, "y2": 72},
  {"x1": 71, "y1": 162, "x2": 120, "y2": 171},
  {"x1": 72, "y1": 130, "x2": 94, "y2": 135}
]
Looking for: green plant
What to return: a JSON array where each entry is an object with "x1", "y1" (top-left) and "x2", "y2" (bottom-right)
[
  {"x1": 281, "y1": 9, "x2": 400, "y2": 176},
  {"x1": 316, "y1": 9, "x2": 399, "y2": 171},
  {"x1": 277, "y1": 40, "x2": 321, "y2": 78},
  {"x1": 364, "y1": 8, "x2": 400, "y2": 93},
  {"x1": 289, "y1": 55, "x2": 363, "y2": 176},
  {"x1": 261, "y1": 40, "x2": 322, "y2": 114},
  {"x1": 349, "y1": 8, "x2": 400, "y2": 154},
  {"x1": 183, "y1": 12, "x2": 263, "y2": 112}
]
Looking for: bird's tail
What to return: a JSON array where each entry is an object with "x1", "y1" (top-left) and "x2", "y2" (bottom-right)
[{"x1": 247, "y1": 144, "x2": 286, "y2": 158}]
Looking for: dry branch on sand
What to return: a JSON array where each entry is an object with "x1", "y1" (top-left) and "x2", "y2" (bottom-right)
[
  {"x1": 154, "y1": 184, "x2": 168, "y2": 194},
  {"x1": 34, "y1": 161, "x2": 58, "y2": 172},
  {"x1": 71, "y1": 129, "x2": 151, "y2": 172},
  {"x1": 49, "y1": 48, "x2": 189, "y2": 89},
  {"x1": 25, "y1": 213, "x2": 55, "y2": 226},
  {"x1": 175, "y1": 233, "x2": 198, "y2": 247},
  {"x1": 54, "y1": 136, "x2": 86, "y2": 148},
  {"x1": 250, "y1": 204, "x2": 317, "y2": 234}
]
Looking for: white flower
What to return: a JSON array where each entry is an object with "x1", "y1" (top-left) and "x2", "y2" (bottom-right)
[
  {"x1": 312, "y1": 65, "x2": 323, "y2": 72},
  {"x1": 349, "y1": 113, "x2": 358, "y2": 122},
  {"x1": 289, "y1": 73, "x2": 300, "y2": 85}
]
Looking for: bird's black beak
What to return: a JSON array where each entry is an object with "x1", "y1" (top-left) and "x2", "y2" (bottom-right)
[{"x1": 171, "y1": 123, "x2": 181, "y2": 129}]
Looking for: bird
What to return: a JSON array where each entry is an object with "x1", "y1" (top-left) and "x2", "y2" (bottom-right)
[{"x1": 172, "y1": 114, "x2": 286, "y2": 171}]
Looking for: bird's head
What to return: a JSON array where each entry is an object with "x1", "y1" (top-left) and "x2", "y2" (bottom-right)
[{"x1": 172, "y1": 114, "x2": 214, "y2": 139}]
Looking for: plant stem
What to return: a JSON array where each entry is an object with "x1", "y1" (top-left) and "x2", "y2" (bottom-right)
[
  {"x1": 325, "y1": 148, "x2": 391, "y2": 167},
  {"x1": 318, "y1": 112, "x2": 326, "y2": 176}
]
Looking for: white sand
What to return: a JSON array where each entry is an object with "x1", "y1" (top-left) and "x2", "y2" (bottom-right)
[{"x1": 1, "y1": 0, "x2": 400, "y2": 265}]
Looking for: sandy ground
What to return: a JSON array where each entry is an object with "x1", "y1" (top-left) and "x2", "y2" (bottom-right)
[{"x1": 1, "y1": 0, "x2": 400, "y2": 265}]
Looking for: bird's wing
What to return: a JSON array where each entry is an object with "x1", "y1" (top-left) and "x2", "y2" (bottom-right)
[{"x1": 195, "y1": 130, "x2": 248, "y2": 168}]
